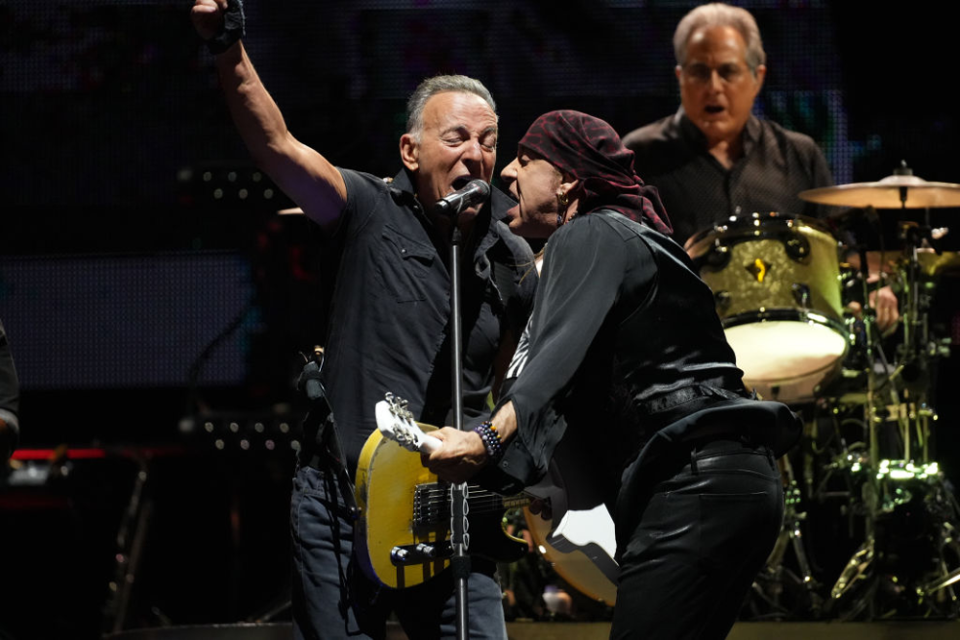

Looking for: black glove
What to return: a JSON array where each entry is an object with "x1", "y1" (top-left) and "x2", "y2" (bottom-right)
[{"x1": 207, "y1": 0, "x2": 246, "y2": 55}]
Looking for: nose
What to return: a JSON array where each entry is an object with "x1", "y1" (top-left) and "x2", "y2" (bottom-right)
[
  {"x1": 707, "y1": 69, "x2": 724, "y2": 92},
  {"x1": 501, "y1": 158, "x2": 519, "y2": 182},
  {"x1": 463, "y1": 138, "x2": 484, "y2": 163}
]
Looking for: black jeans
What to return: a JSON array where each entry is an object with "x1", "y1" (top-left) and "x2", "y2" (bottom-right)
[{"x1": 612, "y1": 438, "x2": 783, "y2": 639}]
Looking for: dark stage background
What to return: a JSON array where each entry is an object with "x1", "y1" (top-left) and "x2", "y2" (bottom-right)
[{"x1": 1, "y1": 2, "x2": 959, "y2": 638}]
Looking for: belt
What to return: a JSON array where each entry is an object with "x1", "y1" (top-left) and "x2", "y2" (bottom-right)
[{"x1": 634, "y1": 380, "x2": 751, "y2": 434}]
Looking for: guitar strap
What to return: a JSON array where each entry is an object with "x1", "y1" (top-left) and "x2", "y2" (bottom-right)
[{"x1": 297, "y1": 355, "x2": 359, "y2": 520}]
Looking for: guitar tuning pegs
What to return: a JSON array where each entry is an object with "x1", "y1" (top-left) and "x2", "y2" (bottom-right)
[{"x1": 386, "y1": 393, "x2": 402, "y2": 415}]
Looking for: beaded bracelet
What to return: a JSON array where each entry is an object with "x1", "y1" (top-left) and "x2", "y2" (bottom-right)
[{"x1": 473, "y1": 420, "x2": 504, "y2": 461}]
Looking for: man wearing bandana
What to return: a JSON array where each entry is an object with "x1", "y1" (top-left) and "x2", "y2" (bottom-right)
[{"x1": 424, "y1": 110, "x2": 801, "y2": 639}]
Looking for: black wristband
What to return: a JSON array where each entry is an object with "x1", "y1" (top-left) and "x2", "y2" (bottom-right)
[{"x1": 206, "y1": 0, "x2": 246, "y2": 55}]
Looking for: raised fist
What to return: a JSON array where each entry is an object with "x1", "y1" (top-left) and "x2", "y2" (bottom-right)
[{"x1": 191, "y1": 0, "x2": 227, "y2": 42}]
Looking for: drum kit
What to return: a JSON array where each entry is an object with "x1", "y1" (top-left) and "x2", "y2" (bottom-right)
[{"x1": 686, "y1": 164, "x2": 960, "y2": 621}]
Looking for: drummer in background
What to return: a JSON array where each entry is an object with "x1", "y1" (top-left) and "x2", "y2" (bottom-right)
[{"x1": 623, "y1": 2, "x2": 899, "y2": 333}]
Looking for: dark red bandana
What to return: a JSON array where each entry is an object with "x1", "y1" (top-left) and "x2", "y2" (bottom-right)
[{"x1": 519, "y1": 110, "x2": 672, "y2": 234}]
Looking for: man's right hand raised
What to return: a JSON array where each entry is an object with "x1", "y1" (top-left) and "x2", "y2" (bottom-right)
[
  {"x1": 191, "y1": 0, "x2": 345, "y2": 229},
  {"x1": 191, "y1": 0, "x2": 226, "y2": 42}
]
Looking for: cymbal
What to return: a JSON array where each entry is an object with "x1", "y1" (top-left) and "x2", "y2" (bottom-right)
[
  {"x1": 862, "y1": 250, "x2": 960, "y2": 276},
  {"x1": 277, "y1": 207, "x2": 304, "y2": 215},
  {"x1": 916, "y1": 250, "x2": 960, "y2": 276},
  {"x1": 799, "y1": 174, "x2": 960, "y2": 209}
]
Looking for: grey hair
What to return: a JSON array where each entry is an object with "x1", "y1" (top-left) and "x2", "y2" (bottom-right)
[
  {"x1": 405, "y1": 75, "x2": 498, "y2": 141},
  {"x1": 673, "y1": 3, "x2": 766, "y2": 75}
]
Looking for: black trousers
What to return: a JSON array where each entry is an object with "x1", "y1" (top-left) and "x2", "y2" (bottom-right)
[{"x1": 612, "y1": 438, "x2": 783, "y2": 639}]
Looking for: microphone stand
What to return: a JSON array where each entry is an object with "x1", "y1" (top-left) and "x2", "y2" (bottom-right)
[{"x1": 443, "y1": 207, "x2": 472, "y2": 640}]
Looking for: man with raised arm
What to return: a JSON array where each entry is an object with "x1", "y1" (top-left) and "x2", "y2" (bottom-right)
[{"x1": 192, "y1": 2, "x2": 535, "y2": 638}]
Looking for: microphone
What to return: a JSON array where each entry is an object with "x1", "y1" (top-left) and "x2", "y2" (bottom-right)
[{"x1": 434, "y1": 179, "x2": 491, "y2": 216}]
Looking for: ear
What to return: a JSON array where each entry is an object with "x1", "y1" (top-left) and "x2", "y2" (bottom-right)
[
  {"x1": 400, "y1": 134, "x2": 419, "y2": 172},
  {"x1": 560, "y1": 174, "x2": 580, "y2": 197},
  {"x1": 752, "y1": 64, "x2": 767, "y2": 97},
  {"x1": 675, "y1": 64, "x2": 683, "y2": 82}
]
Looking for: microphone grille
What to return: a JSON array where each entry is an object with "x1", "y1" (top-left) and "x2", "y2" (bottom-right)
[{"x1": 470, "y1": 179, "x2": 491, "y2": 196}]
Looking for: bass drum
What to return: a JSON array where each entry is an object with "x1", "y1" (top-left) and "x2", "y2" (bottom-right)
[{"x1": 686, "y1": 212, "x2": 850, "y2": 404}]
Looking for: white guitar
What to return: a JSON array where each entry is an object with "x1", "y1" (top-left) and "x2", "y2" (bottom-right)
[{"x1": 368, "y1": 393, "x2": 619, "y2": 605}]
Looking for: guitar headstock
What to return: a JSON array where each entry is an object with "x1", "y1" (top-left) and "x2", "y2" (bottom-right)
[{"x1": 374, "y1": 393, "x2": 441, "y2": 454}]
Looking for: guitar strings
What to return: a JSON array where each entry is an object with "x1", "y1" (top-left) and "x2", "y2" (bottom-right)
[{"x1": 415, "y1": 486, "x2": 530, "y2": 524}]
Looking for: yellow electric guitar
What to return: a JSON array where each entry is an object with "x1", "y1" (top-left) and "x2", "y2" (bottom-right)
[
  {"x1": 357, "y1": 393, "x2": 620, "y2": 604},
  {"x1": 354, "y1": 394, "x2": 529, "y2": 589}
]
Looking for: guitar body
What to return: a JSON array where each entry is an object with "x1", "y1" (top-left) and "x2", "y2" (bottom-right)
[
  {"x1": 354, "y1": 424, "x2": 527, "y2": 589},
  {"x1": 525, "y1": 504, "x2": 619, "y2": 606},
  {"x1": 523, "y1": 446, "x2": 620, "y2": 606},
  {"x1": 360, "y1": 393, "x2": 616, "y2": 596}
]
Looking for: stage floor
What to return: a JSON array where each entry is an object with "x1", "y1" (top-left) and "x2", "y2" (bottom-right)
[
  {"x1": 103, "y1": 620, "x2": 960, "y2": 640},
  {"x1": 500, "y1": 621, "x2": 960, "y2": 640}
]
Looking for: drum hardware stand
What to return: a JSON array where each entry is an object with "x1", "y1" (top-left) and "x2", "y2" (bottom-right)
[
  {"x1": 825, "y1": 236, "x2": 901, "y2": 617},
  {"x1": 824, "y1": 342, "x2": 884, "y2": 613},
  {"x1": 890, "y1": 212, "x2": 960, "y2": 615},
  {"x1": 797, "y1": 163, "x2": 960, "y2": 619},
  {"x1": 102, "y1": 452, "x2": 156, "y2": 634},
  {"x1": 827, "y1": 197, "x2": 960, "y2": 620},
  {"x1": 758, "y1": 454, "x2": 823, "y2": 618},
  {"x1": 916, "y1": 517, "x2": 960, "y2": 606},
  {"x1": 887, "y1": 210, "x2": 949, "y2": 466}
]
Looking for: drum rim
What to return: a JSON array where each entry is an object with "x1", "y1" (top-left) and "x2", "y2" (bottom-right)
[
  {"x1": 721, "y1": 308, "x2": 850, "y2": 352},
  {"x1": 684, "y1": 212, "x2": 836, "y2": 253},
  {"x1": 740, "y1": 357, "x2": 845, "y2": 385},
  {"x1": 726, "y1": 310, "x2": 849, "y2": 392}
]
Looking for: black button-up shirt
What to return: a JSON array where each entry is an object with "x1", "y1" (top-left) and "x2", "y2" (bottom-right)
[
  {"x1": 322, "y1": 168, "x2": 536, "y2": 469},
  {"x1": 486, "y1": 212, "x2": 744, "y2": 496},
  {"x1": 623, "y1": 109, "x2": 834, "y2": 246}
]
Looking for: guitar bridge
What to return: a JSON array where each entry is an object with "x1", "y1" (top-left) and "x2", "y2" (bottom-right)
[{"x1": 391, "y1": 541, "x2": 453, "y2": 566}]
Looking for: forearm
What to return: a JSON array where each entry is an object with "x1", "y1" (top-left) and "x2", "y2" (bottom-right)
[
  {"x1": 213, "y1": 43, "x2": 346, "y2": 227},
  {"x1": 215, "y1": 43, "x2": 292, "y2": 168},
  {"x1": 491, "y1": 400, "x2": 518, "y2": 445}
]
